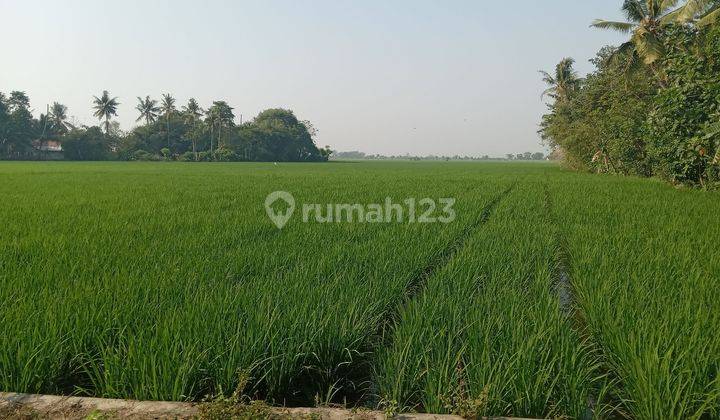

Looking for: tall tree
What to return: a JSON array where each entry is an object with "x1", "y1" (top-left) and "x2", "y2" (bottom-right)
[
  {"x1": 206, "y1": 101, "x2": 234, "y2": 151},
  {"x1": 50, "y1": 102, "x2": 72, "y2": 136},
  {"x1": 92, "y1": 90, "x2": 119, "y2": 135},
  {"x1": 540, "y1": 58, "x2": 582, "y2": 103},
  {"x1": 0, "y1": 93, "x2": 9, "y2": 155},
  {"x1": 678, "y1": 0, "x2": 720, "y2": 26},
  {"x1": 4, "y1": 91, "x2": 35, "y2": 158},
  {"x1": 160, "y1": 93, "x2": 176, "y2": 148},
  {"x1": 135, "y1": 96, "x2": 160, "y2": 125},
  {"x1": 8, "y1": 91, "x2": 30, "y2": 112},
  {"x1": 181, "y1": 98, "x2": 203, "y2": 123},
  {"x1": 181, "y1": 98, "x2": 203, "y2": 158},
  {"x1": 591, "y1": 0, "x2": 687, "y2": 70}
]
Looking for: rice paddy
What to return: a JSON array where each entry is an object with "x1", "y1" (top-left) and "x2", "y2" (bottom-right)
[{"x1": 0, "y1": 161, "x2": 717, "y2": 419}]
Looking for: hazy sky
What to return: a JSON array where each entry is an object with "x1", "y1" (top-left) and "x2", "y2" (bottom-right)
[{"x1": 1, "y1": 0, "x2": 627, "y2": 156}]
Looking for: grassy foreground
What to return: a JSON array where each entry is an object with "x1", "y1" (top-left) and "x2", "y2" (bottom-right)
[{"x1": 0, "y1": 161, "x2": 717, "y2": 419}]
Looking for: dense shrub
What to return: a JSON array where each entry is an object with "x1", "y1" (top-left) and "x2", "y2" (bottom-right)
[
  {"x1": 61, "y1": 127, "x2": 109, "y2": 161},
  {"x1": 541, "y1": 24, "x2": 720, "y2": 188},
  {"x1": 0, "y1": 96, "x2": 328, "y2": 163},
  {"x1": 646, "y1": 25, "x2": 720, "y2": 187}
]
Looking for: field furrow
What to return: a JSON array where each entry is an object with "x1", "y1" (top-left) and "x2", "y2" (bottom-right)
[
  {"x1": 1, "y1": 162, "x2": 718, "y2": 419},
  {"x1": 548, "y1": 172, "x2": 720, "y2": 419},
  {"x1": 0, "y1": 162, "x2": 510, "y2": 405},
  {"x1": 375, "y1": 180, "x2": 601, "y2": 418}
]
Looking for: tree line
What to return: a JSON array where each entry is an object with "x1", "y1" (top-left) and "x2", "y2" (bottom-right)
[
  {"x1": 539, "y1": 0, "x2": 720, "y2": 188},
  {"x1": 332, "y1": 151, "x2": 546, "y2": 161},
  {"x1": 0, "y1": 91, "x2": 331, "y2": 162}
]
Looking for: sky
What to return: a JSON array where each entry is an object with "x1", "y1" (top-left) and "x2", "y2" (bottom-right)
[{"x1": 0, "y1": 0, "x2": 627, "y2": 157}]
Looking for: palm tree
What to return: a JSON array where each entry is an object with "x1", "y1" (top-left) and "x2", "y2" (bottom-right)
[
  {"x1": 160, "y1": 94, "x2": 176, "y2": 148},
  {"x1": 592, "y1": 1, "x2": 719, "y2": 83},
  {"x1": 678, "y1": 0, "x2": 720, "y2": 25},
  {"x1": 206, "y1": 101, "x2": 234, "y2": 151},
  {"x1": 540, "y1": 58, "x2": 582, "y2": 103},
  {"x1": 135, "y1": 96, "x2": 160, "y2": 125},
  {"x1": 92, "y1": 90, "x2": 119, "y2": 135},
  {"x1": 181, "y1": 98, "x2": 203, "y2": 158},
  {"x1": 181, "y1": 98, "x2": 203, "y2": 123},
  {"x1": 591, "y1": 0, "x2": 688, "y2": 69},
  {"x1": 50, "y1": 102, "x2": 72, "y2": 135}
]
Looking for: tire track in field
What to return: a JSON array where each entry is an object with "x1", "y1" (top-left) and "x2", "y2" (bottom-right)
[
  {"x1": 286, "y1": 184, "x2": 518, "y2": 408},
  {"x1": 399, "y1": 182, "x2": 517, "y2": 305},
  {"x1": 542, "y1": 182, "x2": 619, "y2": 419},
  {"x1": 542, "y1": 183, "x2": 575, "y2": 315},
  {"x1": 356, "y1": 182, "x2": 517, "y2": 406}
]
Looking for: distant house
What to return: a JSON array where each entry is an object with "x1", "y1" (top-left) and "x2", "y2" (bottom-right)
[
  {"x1": 32, "y1": 139, "x2": 64, "y2": 160},
  {"x1": 33, "y1": 139, "x2": 63, "y2": 152}
]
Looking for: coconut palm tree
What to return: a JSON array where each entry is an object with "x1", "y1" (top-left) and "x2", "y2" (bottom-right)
[
  {"x1": 181, "y1": 98, "x2": 203, "y2": 123},
  {"x1": 540, "y1": 58, "x2": 582, "y2": 103},
  {"x1": 678, "y1": 0, "x2": 720, "y2": 25},
  {"x1": 92, "y1": 90, "x2": 119, "y2": 135},
  {"x1": 206, "y1": 101, "x2": 234, "y2": 151},
  {"x1": 135, "y1": 96, "x2": 160, "y2": 125},
  {"x1": 160, "y1": 94, "x2": 176, "y2": 148},
  {"x1": 50, "y1": 102, "x2": 72, "y2": 135},
  {"x1": 182, "y1": 98, "x2": 203, "y2": 158},
  {"x1": 592, "y1": 1, "x2": 719, "y2": 80},
  {"x1": 592, "y1": 1, "x2": 685, "y2": 67}
]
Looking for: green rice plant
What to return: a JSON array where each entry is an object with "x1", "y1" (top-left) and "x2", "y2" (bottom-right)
[
  {"x1": 2, "y1": 161, "x2": 716, "y2": 419},
  {"x1": 0, "y1": 161, "x2": 512, "y2": 404},
  {"x1": 376, "y1": 181, "x2": 604, "y2": 418},
  {"x1": 547, "y1": 171, "x2": 720, "y2": 419}
]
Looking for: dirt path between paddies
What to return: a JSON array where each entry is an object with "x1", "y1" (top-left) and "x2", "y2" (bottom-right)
[{"x1": 0, "y1": 392, "x2": 543, "y2": 419}]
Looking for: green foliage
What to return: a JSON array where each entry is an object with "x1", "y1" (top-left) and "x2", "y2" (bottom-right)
[
  {"x1": 540, "y1": 48, "x2": 656, "y2": 175},
  {"x1": 92, "y1": 90, "x2": 119, "y2": 135},
  {"x1": 135, "y1": 96, "x2": 160, "y2": 125},
  {"x1": 548, "y1": 170, "x2": 720, "y2": 419},
  {"x1": 179, "y1": 151, "x2": 196, "y2": 162},
  {"x1": 646, "y1": 24, "x2": 720, "y2": 187},
  {"x1": 61, "y1": 126, "x2": 109, "y2": 160},
  {"x1": 131, "y1": 149, "x2": 158, "y2": 161},
  {"x1": 0, "y1": 91, "x2": 36, "y2": 159},
  {"x1": 0, "y1": 161, "x2": 513, "y2": 405},
  {"x1": 1, "y1": 162, "x2": 716, "y2": 418},
  {"x1": 0, "y1": 91, "x2": 327, "y2": 163},
  {"x1": 213, "y1": 147, "x2": 238, "y2": 162},
  {"x1": 541, "y1": 18, "x2": 720, "y2": 188},
  {"x1": 376, "y1": 182, "x2": 603, "y2": 418}
]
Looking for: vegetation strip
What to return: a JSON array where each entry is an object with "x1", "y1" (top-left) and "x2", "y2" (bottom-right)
[
  {"x1": 541, "y1": 183, "x2": 574, "y2": 314},
  {"x1": 0, "y1": 392, "x2": 474, "y2": 419},
  {"x1": 336, "y1": 183, "x2": 517, "y2": 407},
  {"x1": 539, "y1": 1, "x2": 720, "y2": 189},
  {"x1": 0, "y1": 162, "x2": 511, "y2": 408}
]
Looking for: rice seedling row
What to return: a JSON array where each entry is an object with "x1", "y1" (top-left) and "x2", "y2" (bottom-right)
[
  {"x1": 547, "y1": 171, "x2": 720, "y2": 419},
  {"x1": 375, "y1": 180, "x2": 602, "y2": 418}
]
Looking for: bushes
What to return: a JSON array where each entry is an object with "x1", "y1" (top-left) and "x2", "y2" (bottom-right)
[
  {"x1": 646, "y1": 25, "x2": 720, "y2": 187},
  {"x1": 116, "y1": 108, "x2": 325, "y2": 163},
  {"x1": 541, "y1": 24, "x2": 720, "y2": 188},
  {"x1": 0, "y1": 94, "x2": 328, "y2": 164},
  {"x1": 61, "y1": 127, "x2": 110, "y2": 161}
]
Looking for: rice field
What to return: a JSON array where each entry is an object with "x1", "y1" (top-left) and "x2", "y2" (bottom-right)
[{"x1": 0, "y1": 161, "x2": 718, "y2": 419}]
